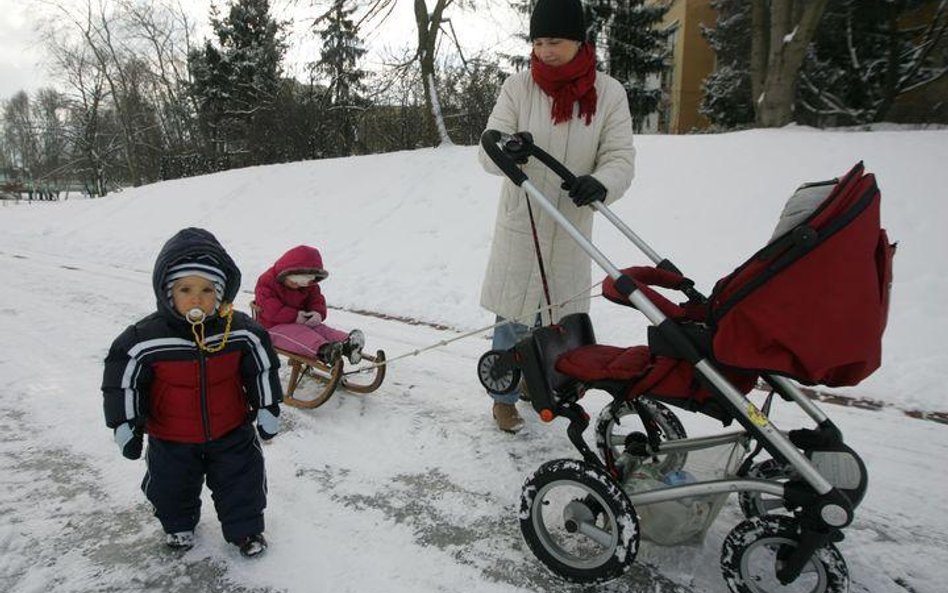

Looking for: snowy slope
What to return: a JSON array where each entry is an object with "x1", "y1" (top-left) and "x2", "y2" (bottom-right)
[
  {"x1": 1, "y1": 128, "x2": 946, "y2": 593},
  {"x1": 1, "y1": 127, "x2": 945, "y2": 410}
]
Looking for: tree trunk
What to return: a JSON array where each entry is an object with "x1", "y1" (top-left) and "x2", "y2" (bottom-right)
[
  {"x1": 753, "y1": 0, "x2": 829, "y2": 127},
  {"x1": 414, "y1": 0, "x2": 453, "y2": 146},
  {"x1": 750, "y1": 0, "x2": 768, "y2": 109}
]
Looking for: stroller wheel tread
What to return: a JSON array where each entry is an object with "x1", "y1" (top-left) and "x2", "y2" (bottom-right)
[
  {"x1": 721, "y1": 515, "x2": 849, "y2": 593},
  {"x1": 737, "y1": 459, "x2": 793, "y2": 518},
  {"x1": 595, "y1": 399, "x2": 687, "y2": 475},
  {"x1": 519, "y1": 458, "x2": 639, "y2": 584}
]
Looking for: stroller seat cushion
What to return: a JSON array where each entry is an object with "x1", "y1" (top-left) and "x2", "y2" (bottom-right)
[{"x1": 555, "y1": 344, "x2": 652, "y2": 382}]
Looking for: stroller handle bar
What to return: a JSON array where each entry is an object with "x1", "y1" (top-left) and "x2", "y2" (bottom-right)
[
  {"x1": 480, "y1": 129, "x2": 840, "y2": 502},
  {"x1": 481, "y1": 130, "x2": 663, "y2": 322},
  {"x1": 482, "y1": 129, "x2": 663, "y2": 264},
  {"x1": 480, "y1": 130, "x2": 706, "y2": 303}
]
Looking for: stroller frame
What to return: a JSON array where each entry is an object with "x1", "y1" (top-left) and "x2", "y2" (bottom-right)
[{"x1": 481, "y1": 130, "x2": 868, "y2": 590}]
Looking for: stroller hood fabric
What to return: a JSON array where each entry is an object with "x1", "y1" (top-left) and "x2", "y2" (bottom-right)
[{"x1": 709, "y1": 162, "x2": 895, "y2": 387}]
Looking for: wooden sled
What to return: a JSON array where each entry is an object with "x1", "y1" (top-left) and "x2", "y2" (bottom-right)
[{"x1": 249, "y1": 302, "x2": 386, "y2": 409}]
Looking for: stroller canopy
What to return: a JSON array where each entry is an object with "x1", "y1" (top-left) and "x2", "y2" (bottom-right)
[
  {"x1": 599, "y1": 162, "x2": 894, "y2": 392},
  {"x1": 709, "y1": 162, "x2": 895, "y2": 387}
]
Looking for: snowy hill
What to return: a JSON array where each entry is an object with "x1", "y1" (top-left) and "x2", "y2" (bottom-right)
[
  {"x1": 1, "y1": 128, "x2": 947, "y2": 593},
  {"x1": 2, "y1": 127, "x2": 945, "y2": 411}
]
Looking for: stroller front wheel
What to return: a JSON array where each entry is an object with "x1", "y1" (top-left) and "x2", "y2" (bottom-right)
[
  {"x1": 737, "y1": 459, "x2": 794, "y2": 518},
  {"x1": 520, "y1": 459, "x2": 639, "y2": 584},
  {"x1": 720, "y1": 515, "x2": 849, "y2": 593},
  {"x1": 595, "y1": 399, "x2": 688, "y2": 476}
]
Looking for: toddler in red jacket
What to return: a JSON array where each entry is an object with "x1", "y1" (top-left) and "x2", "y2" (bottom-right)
[
  {"x1": 254, "y1": 245, "x2": 365, "y2": 364},
  {"x1": 102, "y1": 227, "x2": 283, "y2": 558}
]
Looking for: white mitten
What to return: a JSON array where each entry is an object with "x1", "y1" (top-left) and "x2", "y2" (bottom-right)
[
  {"x1": 295, "y1": 310, "x2": 311, "y2": 324},
  {"x1": 303, "y1": 311, "x2": 323, "y2": 326}
]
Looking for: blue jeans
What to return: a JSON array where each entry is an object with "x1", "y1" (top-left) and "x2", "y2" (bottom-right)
[{"x1": 488, "y1": 314, "x2": 542, "y2": 405}]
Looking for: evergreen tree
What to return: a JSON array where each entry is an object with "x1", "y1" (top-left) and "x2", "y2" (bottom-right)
[
  {"x1": 602, "y1": 0, "x2": 669, "y2": 131},
  {"x1": 512, "y1": 1, "x2": 668, "y2": 131},
  {"x1": 188, "y1": 0, "x2": 286, "y2": 165},
  {"x1": 316, "y1": 0, "x2": 368, "y2": 156},
  {"x1": 700, "y1": 0, "x2": 754, "y2": 129},
  {"x1": 799, "y1": 0, "x2": 947, "y2": 126},
  {"x1": 440, "y1": 59, "x2": 509, "y2": 144}
]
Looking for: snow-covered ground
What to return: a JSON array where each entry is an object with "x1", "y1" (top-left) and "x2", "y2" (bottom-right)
[{"x1": 1, "y1": 127, "x2": 946, "y2": 592}]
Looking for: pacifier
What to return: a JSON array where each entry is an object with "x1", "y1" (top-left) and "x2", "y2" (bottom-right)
[{"x1": 186, "y1": 308, "x2": 206, "y2": 324}]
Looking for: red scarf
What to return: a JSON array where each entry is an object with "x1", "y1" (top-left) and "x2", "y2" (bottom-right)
[{"x1": 531, "y1": 44, "x2": 598, "y2": 125}]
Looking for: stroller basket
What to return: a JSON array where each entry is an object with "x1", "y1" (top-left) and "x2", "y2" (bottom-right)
[{"x1": 622, "y1": 439, "x2": 745, "y2": 546}]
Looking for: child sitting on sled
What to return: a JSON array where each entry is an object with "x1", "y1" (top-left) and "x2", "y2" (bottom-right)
[{"x1": 255, "y1": 245, "x2": 365, "y2": 365}]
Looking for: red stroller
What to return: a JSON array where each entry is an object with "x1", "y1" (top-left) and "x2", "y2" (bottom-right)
[{"x1": 478, "y1": 130, "x2": 895, "y2": 592}]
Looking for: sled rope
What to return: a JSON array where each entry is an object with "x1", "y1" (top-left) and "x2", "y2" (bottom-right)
[{"x1": 340, "y1": 281, "x2": 603, "y2": 376}]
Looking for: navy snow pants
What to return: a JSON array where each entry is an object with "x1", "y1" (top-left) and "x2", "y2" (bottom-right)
[{"x1": 142, "y1": 422, "x2": 267, "y2": 543}]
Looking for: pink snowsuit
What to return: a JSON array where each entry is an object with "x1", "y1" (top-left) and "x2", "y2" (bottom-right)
[{"x1": 254, "y1": 245, "x2": 348, "y2": 358}]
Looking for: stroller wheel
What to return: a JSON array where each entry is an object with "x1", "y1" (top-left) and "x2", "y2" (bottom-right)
[
  {"x1": 477, "y1": 350, "x2": 522, "y2": 395},
  {"x1": 720, "y1": 515, "x2": 849, "y2": 593},
  {"x1": 595, "y1": 399, "x2": 687, "y2": 476},
  {"x1": 737, "y1": 459, "x2": 794, "y2": 518},
  {"x1": 520, "y1": 459, "x2": 639, "y2": 584}
]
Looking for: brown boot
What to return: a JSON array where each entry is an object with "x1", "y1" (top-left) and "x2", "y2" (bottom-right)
[{"x1": 492, "y1": 403, "x2": 524, "y2": 433}]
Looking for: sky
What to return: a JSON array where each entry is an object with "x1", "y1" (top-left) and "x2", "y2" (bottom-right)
[
  {"x1": 0, "y1": 0, "x2": 524, "y2": 99},
  {"x1": 0, "y1": 2, "x2": 46, "y2": 97},
  {"x1": 0, "y1": 127, "x2": 946, "y2": 593}
]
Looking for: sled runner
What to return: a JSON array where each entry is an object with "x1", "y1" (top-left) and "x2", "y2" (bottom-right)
[
  {"x1": 249, "y1": 302, "x2": 386, "y2": 409},
  {"x1": 479, "y1": 129, "x2": 893, "y2": 592}
]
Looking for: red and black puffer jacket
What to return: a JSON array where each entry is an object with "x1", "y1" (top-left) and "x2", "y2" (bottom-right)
[{"x1": 102, "y1": 228, "x2": 283, "y2": 443}]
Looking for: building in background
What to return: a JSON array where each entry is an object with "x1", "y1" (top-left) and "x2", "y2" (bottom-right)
[{"x1": 643, "y1": 0, "x2": 716, "y2": 134}]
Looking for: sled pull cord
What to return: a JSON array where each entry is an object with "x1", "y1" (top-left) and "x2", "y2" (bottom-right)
[
  {"x1": 338, "y1": 281, "x2": 601, "y2": 377},
  {"x1": 525, "y1": 192, "x2": 555, "y2": 325},
  {"x1": 186, "y1": 304, "x2": 234, "y2": 354}
]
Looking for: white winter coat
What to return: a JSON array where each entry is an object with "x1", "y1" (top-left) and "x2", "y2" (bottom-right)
[{"x1": 478, "y1": 69, "x2": 636, "y2": 323}]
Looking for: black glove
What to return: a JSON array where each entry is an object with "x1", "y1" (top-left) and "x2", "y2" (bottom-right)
[
  {"x1": 256, "y1": 405, "x2": 280, "y2": 441},
  {"x1": 503, "y1": 131, "x2": 534, "y2": 165},
  {"x1": 114, "y1": 422, "x2": 144, "y2": 460},
  {"x1": 566, "y1": 175, "x2": 607, "y2": 207}
]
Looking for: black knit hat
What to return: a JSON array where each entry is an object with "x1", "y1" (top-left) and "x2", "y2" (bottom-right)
[{"x1": 529, "y1": 0, "x2": 586, "y2": 42}]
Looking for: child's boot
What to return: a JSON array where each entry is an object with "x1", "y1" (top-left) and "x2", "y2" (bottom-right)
[
  {"x1": 165, "y1": 530, "x2": 195, "y2": 550},
  {"x1": 317, "y1": 341, "x2": 343, "y2": 365},
  {"x1": 237, "y1": 533, "x2": 268, "y2": 558},
  {"x1": 343, "y1": 329, "x2": 365, "y2": 364}
]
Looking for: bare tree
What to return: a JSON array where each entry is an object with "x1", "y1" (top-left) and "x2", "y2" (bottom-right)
[
  {"x1": 750, "y1": 0, "x2": 830, "y2": 127},
  {"x1": 342, "y1": 0, "x2": 460, "y2": 146},
  {"x1": 413, "y1": 0, "x2": 454, "y2": 145},
  {"x1": 873, "y1": 0, "x2": 948, "y2": 121},
  {"x1": 32, "y1": 88, "x2": 70, "y2": 188},
  {"x1": 120, "y1": 0, "x2": 200, "y2": 152},
  {"x1": 45, "y1": 33, "x2": 113, "y2": 196},
  {"x1": 2, "y1": 92, "x2": 40, "y2": 175}
]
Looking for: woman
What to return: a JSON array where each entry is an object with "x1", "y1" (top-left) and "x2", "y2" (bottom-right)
[{"x1": 478, "y1": 0, "x2": 636, "y2": 433}]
